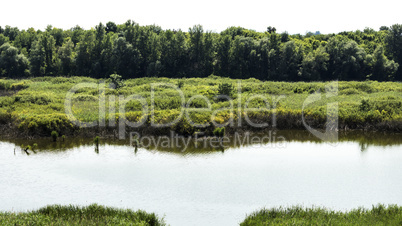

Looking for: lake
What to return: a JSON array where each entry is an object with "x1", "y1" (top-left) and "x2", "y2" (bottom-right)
[{"x1": 0, "y1": 130, "x2": 401, "y2": 225}]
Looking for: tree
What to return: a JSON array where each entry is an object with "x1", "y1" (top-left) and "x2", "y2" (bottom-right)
[
  {"x1": 0, "y1": 34, "x2": 9, "y2": 46},
  {"x1": 369, "y1": 45, "x2": 399, "y2": 81},
  {"x1": 70, "y1": 25, "x2": 84, "y2": 45},
  {"x1": 29, "y1": 33, "x2": 57, "y2": 76},
  {"x1": 279, "y1": 40, "x2": 304, "y2": 81},
  {"x1": 326, "y1": 36, "x2": 367, "y2": 80},
  {"x1": 301, "y1": 45, "x2": 329, "y2": 81},
  {"x1": 58, "y1": 38, "x2": 75, "y2": 76},
  {"x1": 221, "y1": 26, "x2": 245, "y2": 39},
  {"x1": 92, "y1": 23, "x2": 106, "y2": 77},
  {"x1": 3, "y1": 26, "x2": 19, "y2": 41},
  {"x1": 385, "y1": 24, "x2": 402, "y2": 80},
  {"x1": 160, "y1": 29, "x2": 188, "y2": 77},
  {"x1": 0, "y1": 43, "x2": 29, "y2": 78},
  {"x1": 188, "y1": 25, "x2": 204, "y2": 76},
  {"x1": 75, "y1": 30, "x2": 95, "y2": 76},
  {"x1": 111, "y1": 37, "x2": 141, "y2": 78},
  {"x1": 49, "y1": 27, "x2": 65, "y2": 46},
  {"x1": 12, "y1": 28, "x2": 37, "y2": 52},
  {"x1": 215, "y1": 35, "x2": 232, "y2": 77},
  {"x1": 106, "y1": 21, "x2": 117, "y2": 33},
  {"x1": 203, "y1": 31, "x2": 215, "y2": 76},
  {"x1": 100, "y1": 32, "x2": 115, "y2": 77},
  {"x1": 29, "y1": 39, "x2": 46, "y2": 76},
  {"x1": 280, "y1": 32, "x2": 290, "y2": 43},
  {"x1": 379, "y1": 26, "x2": 389, "y2": 31},
  {"x1": 267, "y1": 26, "x2": 276, "y2": 34}
]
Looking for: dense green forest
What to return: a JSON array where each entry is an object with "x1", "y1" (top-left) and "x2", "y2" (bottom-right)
[{"x1": 0, "y1": 21, "x2": 402, "y2": 81}]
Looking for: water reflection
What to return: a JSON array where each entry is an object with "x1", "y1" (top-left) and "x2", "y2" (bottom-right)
[
  {"x1": 3, "y1": 130, "x2": 402, "y2": 155},
  {"x1": 1, "y1": 130, "x2": 402, "y2": 226}
]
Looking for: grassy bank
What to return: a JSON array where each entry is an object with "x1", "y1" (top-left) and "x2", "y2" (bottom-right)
[
  {"x1": 241, "y1": 205, "x2": 402, "y2": 225},
  {"x1": 0, "y1": 76, "x2": 401, "y2": 138},
  {"x1": 2, "y1": 204, "x2": 402, "y2": 225},
  {"x1": 0, "y1": 204, "x2": 164, "y2": 226}
]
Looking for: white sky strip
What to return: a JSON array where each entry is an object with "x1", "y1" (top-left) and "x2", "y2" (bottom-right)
[{"x1": 1, "y1": 0, "x2": 401, "y2": 34}]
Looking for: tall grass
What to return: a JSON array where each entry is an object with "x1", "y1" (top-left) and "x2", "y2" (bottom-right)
[
  {"x1": 241, "y1": 205, "x2": 402, "y2": 225},
  {"x1": 0, "y1": 204, "x2": 165, "y2": 226}
]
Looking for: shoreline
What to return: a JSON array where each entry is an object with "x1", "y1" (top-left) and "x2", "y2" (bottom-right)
[{"x1": 1, "y1": 120, "x2": 401, "y2": 140}]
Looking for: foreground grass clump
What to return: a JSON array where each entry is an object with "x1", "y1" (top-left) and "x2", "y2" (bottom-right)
[
  {"x1": 241, "y1": 205, "x2": 402, "y2": 225},
  {"x1": 0, "y1": 204, "x2": 164, "y2": 226}
]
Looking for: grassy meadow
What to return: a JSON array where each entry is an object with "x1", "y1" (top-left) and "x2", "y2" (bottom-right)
[
  {"x1": 0, "y1": 204, "x2": 164, "y2": 226},
  {"x1": 241, "y1": 205, "x2": 402, "y2": 225},
  {"x1": 0, "y1": 75, "x2": 401, "y2": 138}
]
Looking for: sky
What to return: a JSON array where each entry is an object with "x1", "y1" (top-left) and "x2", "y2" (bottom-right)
[{"x1": 1, "y1": 0, "x2": 401, "y2": 34}]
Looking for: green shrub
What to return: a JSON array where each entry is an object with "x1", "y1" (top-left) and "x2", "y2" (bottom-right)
[
  {"x1": 171, "y1": 118, "x2": 196, "y2": 136},
  {"x1": 213, "y1": 127, "x2": 225, "y2": 137},
  {"x1": 340, "y1": 88, "x2": 362, "y2": 95},
  {"x1": 359, "y1": 99, "x2": 371, "y2": 111},
  {"x1": 177, "y1": 80, "x2": 184, "y2": 88},
  {"x1": 72, "y1": 94, "x2": 98, "y2": 101},
  {"x1": 293, "y1": 87, "x2": 303, "y2": 93},
  {"x1": 218, "y1": 83, "x2": 235, "y2": 97},
  {"x1": 109, "y1": 74, "x2": 124, "y2": 89},
  {"x1": 0, "y1": 109, "x2": 11, "y2": 124},
  {"x1": 0, "y1": 97, "x2": 14, "y2": 107},
  {"x1": 94, "y1": 136, "x2": 100, "y2": 146},
  {"x1": 0, "y1": 80, "x2": 11, "y2": 90},
  {"x1": 50, "y1": 77, "x2": 72, "y2": 84},
  {"x1": 14, "y1": 93, "x2": 52, "y2": 105},
  {"x1": 18, "y1": 114, "x2": 75, "y2": 135},
  {"x1": 373, "y1": 100, "x2": 402, "y2": 115},
  {"x1": 51, "y1": 131, "x2": 59, "y2": 142},
  {"x1": 153, "y1": 97, "x2": 182, "y2": 110},
  {"x1": 10, "y1": 81, "x2": 30, "y2": 90}
]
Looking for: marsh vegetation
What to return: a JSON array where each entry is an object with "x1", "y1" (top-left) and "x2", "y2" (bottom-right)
[{"x1": 0, "y1": 76, "x2": 401, "y2": 138}]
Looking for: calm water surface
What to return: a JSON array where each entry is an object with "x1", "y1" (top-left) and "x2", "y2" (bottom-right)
[{"x1": 0, "y1": 131, "x2": 402, "y2": 226}]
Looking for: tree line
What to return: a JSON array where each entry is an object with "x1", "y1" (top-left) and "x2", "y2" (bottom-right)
[{"x1": 1, "y1": 21, "x2": 402, "y2": 81}]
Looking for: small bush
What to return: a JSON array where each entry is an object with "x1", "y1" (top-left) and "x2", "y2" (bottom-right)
[
  {"x1": 359, "y1": 99, "x2": 371, "y2": 111},
  {"x1": 72, "y1": 94, "x2": 98, "y2": 101},
  {"x1": 94, "y1": 136, "x2": 100, "y2": 146},
  {"x1": 109, "y1": 74, "x2": 124, "y2": 89},
  {"x1": 340, "y1": 88, "x2": 362, "y2": 95},
  {"x1": 213, "y1": 127, "x2": 225, "y2": 137},
  {"x1": 218, "y1": 83, "x2": 235, "y2": 97},
  {"x1": 0, "y1": 109, "x2": 11, "y2": 124},
  {"x1": 0, "y1": 97, "x2": 14, "y2": 107},
  {"x1": 10, "y1": 81, "x2": 30, "y2": 90},
  {"x1": 293, "y1": 87, "x2": 303, "y2": 94},
  {"x1": 0, "y1": 80, "x2": 11, "y2": 90},
  {"x1": 51, "y1": 131, "x2": 59, "y2": 142},
  {"x1": 177, "y1": 80, "x2": 184, "y2": 88},
  {"x1": 18, "y1": 114, "x2": 75, "y2": 136},
  {"x1": 14, "y1": 93, "x2": 52, "y2": 105}
]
